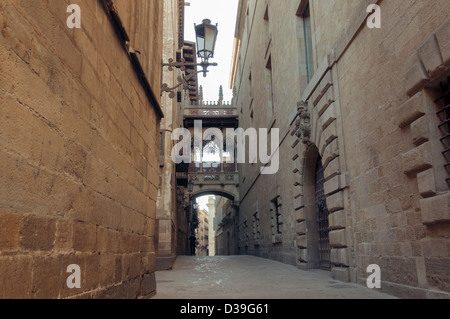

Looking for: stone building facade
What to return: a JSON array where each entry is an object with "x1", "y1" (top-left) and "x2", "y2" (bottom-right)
[
  {"x1": 155, "y1": 0, "x2": 186, "y2": 271},
  {"x1": 230, "y1": 0, "x2": 450, "y2": 298},
  {"x1": 215, "y1": 196, "x2": 239, "y2": 256},
  {"x1": 206, "y1": 196, "x2": 216, "y2": 256},
  {"x1": 196, "y1": 208, "x2": 209, "y2": 256},
  {"x1": 0, "y1": 0, "x2": 163, "y2": 298}
]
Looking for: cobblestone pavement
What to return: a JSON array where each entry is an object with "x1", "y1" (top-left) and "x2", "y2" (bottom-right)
[{"x1": 152, "y1": 256, "x2": 397, "y2": 299}]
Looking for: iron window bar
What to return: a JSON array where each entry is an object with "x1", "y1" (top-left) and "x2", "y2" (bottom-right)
[{"x1": 315, "y1": 159, "x2": 331, "y2": 271}]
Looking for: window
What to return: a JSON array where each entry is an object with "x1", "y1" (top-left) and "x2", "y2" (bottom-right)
[
  {"x1": 263, "y1": 4, "x2": 271, "y2": 57},
  {"x1": 241, "y1": 220, "x2": 250, "y2": 251},
  {"x1": 249, "y1": 71, "x2": 253, "y2": 100},
  {"x1": 159, "y1": 131, "x2": 165, "y2": 167},
  {"x1": 435, "y1": 77, "x2": 450, "y2": 187},
  {"x1": 252, "y1": 212, "x2": 261, "y2": 246},
  {"x1": 266, "y1": 55, "x2": 274, "y2": 115},
  {"x1": 303, "y1": 4, "x2": 314, "y2": 82},
  {"x1": 245, "y1": 5, "x2": 250, "y2": 37},
  {"x1": 296, "y1": 1, "x2": 315, "y2": 83},
  {"x1": 270, "y1": 197, "x2": 282, "y2": 244}
]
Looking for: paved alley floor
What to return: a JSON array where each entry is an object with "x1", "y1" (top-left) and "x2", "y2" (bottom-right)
[{"x1": 152, "y1": 255, "x2": 397, "y2": 299}]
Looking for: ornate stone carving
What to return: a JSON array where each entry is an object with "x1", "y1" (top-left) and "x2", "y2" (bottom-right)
[
  {"x1": 295, "y1": 100, "x2": 311, "y2": 145},
  {"x1": 204, "y1": 175, "x2": 220, "y2": 181}
]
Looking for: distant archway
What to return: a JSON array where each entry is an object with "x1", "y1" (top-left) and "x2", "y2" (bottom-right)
[
  {"x1": 189, "y1": 190, "x2": 239, "y2": 257},
  {"x1": 190, "y1": 189, "x2": 236, "y2": 205}
]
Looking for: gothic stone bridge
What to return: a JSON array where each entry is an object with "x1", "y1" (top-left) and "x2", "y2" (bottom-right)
[{"x1": 177, "y1": 100, "x2": 240, "y2": 205}]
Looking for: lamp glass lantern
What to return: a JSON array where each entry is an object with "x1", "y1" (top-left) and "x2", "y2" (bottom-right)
[
  {"x1": 195, "y1": 19, "x2": 218, "y2": 63},
  {"x1": 161, "y1": 19, "x2": 219, "y2": 97}
]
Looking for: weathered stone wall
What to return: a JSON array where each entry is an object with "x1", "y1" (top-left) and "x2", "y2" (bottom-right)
[
  {"x1": 233, "y1": 0, "x2": 300, "y2": 266},
  {"x1": 0, "y1": 0, "x2": 163, "y2": 298},
  {"x1": 329, "y1": 0, "x2": 450, "y2": 298},
  {"x1": 232, "y1": 0, "x2": 450, "y2": 298},
  {"x1": 155, "y1": 0, "x2": 182, "y2": 271},
  {"x1": 215, "y1": 197, "x2": 238, "y2": 256},
  {"x1": 114, "y1": 0, "x2": 163, "y2": 95}
]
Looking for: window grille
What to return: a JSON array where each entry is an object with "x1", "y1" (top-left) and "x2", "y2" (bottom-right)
[
  {"x1": 435, "y1": 77, "x2": 450, "y2": 187},
  {"x1": 315, "y1": 158, "x2": 330, "y2": 270}
]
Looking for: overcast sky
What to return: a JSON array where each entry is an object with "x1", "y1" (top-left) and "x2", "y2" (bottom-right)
[{"x1": 184, "y1": 0, "x2": 239, "y2": 104}]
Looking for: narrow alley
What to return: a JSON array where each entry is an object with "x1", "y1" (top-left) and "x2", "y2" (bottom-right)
[
  {"x1": 1, "y1": 0, "x2": 450, "y2": 301},
  {"x1": 152, "y1": 256, "x2": 397, "y2": 299}
]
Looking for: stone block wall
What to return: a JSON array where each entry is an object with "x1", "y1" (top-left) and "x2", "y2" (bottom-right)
[
  {"x1": 155, "y1": 0, "x2": 183, "y2": 271},
  {"x1": 322, "y1": 0, "x2": 450, "y2": 297},
  {"x1": 0, "y1": 0, "x2": 163, "y2": 298},
  {"x1": 233, "y1": 0, "x2": 306, "y2": 267}
]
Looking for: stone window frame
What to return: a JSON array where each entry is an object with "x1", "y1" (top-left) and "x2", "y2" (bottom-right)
[
  {"x1": 263, "y1": 1, "x2": 271, "y2": 59},
  {"x1": 270, "y1": 196, "x2": 283, "y2": 244},
  {"x1": 240, "y1": 220, "x2": 250, "y2": 251},
  {"x1": 159, "y1": 130, "x2": 165, "y2": 167},
  {"x1": 252, "y1": 201, "x2": 261, "y2": 247},
  {"x1": 400, "y1": 17, "x2": 450, "y2": 226},
  {"x1": 249, "y1": 69, "x2": 254, "y2": 121},
  {"x1": 252, "y1": 212, "x2": 261, "y2": 246},
  {"x1": 302, "y1": 4, "x2": 314, "y2": 82},
  {"x1": 248, "y1": 69, "x2": 253, "y2": 99},
  {"x1": 296, "y1": 0, "x2": 316, "y2": 86},
  {"x1": 265, "y1": 54, "x2": 275, "y2": 119}
]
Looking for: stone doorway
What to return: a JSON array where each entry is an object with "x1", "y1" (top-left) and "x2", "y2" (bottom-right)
[{"x1": 298, "y1": 144, "x2": 332, "y2": 271}]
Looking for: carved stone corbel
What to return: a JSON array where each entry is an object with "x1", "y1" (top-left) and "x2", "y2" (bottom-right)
[{"x1": 295, "y1": 100, "x2": 312, "y2": 145}]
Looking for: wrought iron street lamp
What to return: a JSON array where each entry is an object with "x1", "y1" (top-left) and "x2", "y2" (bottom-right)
[
  {"x1": 162, "y1": 19, "x2": 219, "y2": 99},
  {"x1": 195, "y1": 19, "x2": 218, "y2": 71}
]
